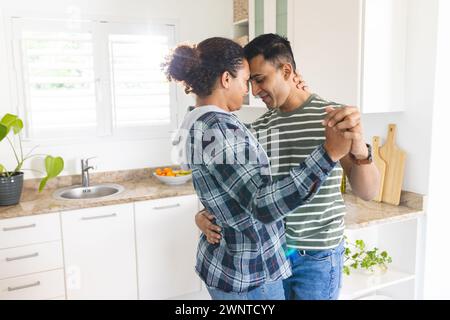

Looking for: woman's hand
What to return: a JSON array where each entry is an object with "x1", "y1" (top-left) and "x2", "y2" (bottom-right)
[
  {"x1": 293, "y1": 72, "x2": 310, "y2": 92},
  {"x1": 195, "y1": 209, "x2": 222, "y2": 244}
]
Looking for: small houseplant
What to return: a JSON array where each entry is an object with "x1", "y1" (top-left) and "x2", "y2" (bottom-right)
[
  {"x1": 0, "y1": 113, "x2": 64, "y2": 206},
  {"x1": 343, "y1": 237, "x2": 393, "y2": 276}
]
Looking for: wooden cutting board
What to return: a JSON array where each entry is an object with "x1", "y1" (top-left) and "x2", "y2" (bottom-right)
[
  {"x1": 379, "y1": 124, "x2": 406, "y2": 205},
  {"x1": 372, "y1": 136, "x2": 386, "y2": 202}
]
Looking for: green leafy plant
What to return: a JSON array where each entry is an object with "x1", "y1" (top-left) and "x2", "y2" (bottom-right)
[
  {"x1": 0, "y1": 113, "x2": 64, "y2": 192},
  {"x1": 343, "y1": 237, "x2": 393, "y2": 276}
]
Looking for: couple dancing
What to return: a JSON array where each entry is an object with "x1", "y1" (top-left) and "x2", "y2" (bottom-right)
[{"x1": 164, "y1": 34, "x2": 380, "y2": 300}]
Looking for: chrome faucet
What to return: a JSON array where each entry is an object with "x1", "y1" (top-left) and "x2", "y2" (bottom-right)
[{"x1": 81, "y1": 157, "x2": 96, "y2": 187}]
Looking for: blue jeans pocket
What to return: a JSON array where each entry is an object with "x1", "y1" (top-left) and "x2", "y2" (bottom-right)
[{"x1": 298, "y1": 249, "x2": 333, "y2": 262}]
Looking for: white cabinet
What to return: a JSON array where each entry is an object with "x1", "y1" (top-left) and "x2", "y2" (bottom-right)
[
  {"x1": 0, "y1": 194, "x2": 203, "y2": 300},
  {"x1": 291, "y1": 0, "x2": 407, "y2": 113},
  {"x1": 361, "y1": 0, "x2": 407, "y2": 113},
  {"x1": 134, "y1": 195, "x2": 201, "y2": 299},
  {"x1": 0, "y1": 213, "x2": 65, "y2": 300},
  {"x1": 61, "y1": 203, "x2": 137, "y2": 300}
]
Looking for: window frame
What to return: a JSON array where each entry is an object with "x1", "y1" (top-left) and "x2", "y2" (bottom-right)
[{"x1": 5, "y1": 13, "x2": 179, "y2": 145}]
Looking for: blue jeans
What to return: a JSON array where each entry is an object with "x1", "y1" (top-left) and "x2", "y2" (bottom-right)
[
  {"x1": 283, "y1": 241, "x2": 345, "y2": 300},
  {"x1": 207, "y1": 280, "x2": 286, "y2": 300}
]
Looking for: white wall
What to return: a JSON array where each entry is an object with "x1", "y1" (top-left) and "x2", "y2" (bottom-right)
[
  {"x1": 0, "y1": 0, "x2": 232, "y2": 178},
  {"x1": 422, "y1": 0, "x2": 450, "y2": 300}
]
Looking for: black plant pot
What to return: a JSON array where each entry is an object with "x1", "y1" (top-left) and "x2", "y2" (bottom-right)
[{"x1": 0, "y1": 172, "x2": 24, "y2": 206}]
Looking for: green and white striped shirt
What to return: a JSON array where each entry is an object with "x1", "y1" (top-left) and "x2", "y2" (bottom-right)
[{"x1": 250, "y1": 94, "x2": 346, "y2": 250}]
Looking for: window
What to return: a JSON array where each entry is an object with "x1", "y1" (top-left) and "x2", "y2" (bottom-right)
[
  {"x1": 109, "y1": 33, "x2": 172, "y2": 128},
  {"x1": 10, "y1": 18, "x2": 176, "y2": 140}
]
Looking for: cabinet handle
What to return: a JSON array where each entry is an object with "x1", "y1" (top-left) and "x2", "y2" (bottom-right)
[
  {"x1": 2, "y1": 223, "x2": 36, "y2": 232},
  {"x1": 153, "y1": 203, "x2": 180, "y2": 210},
  {"x1": 81, "y1": 213, "x2": 117, "y2": 221},
  {"x1": 6, "y1": 252, "x2": 39, "y2": 262},
  {"x1": 8, "y1": 281, "x2": 41, "y2": 292}
]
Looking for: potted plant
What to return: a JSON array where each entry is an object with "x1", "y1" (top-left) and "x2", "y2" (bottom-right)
[
  {"x1": 0, "y1": 113, "x2": 64, "y2": 206},
  {"x1": 343, "y1": 237, "x2": 393, "y2": 276}
]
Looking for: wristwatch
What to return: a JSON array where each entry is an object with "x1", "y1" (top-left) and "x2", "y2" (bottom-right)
[{"x1": 350, "y1": 143, "x2": 372, "y2": 165}]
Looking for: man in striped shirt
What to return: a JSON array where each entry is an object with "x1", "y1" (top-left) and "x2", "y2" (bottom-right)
[{"x1": 196, "y1": 34, "x2": 380, "y2": 300}]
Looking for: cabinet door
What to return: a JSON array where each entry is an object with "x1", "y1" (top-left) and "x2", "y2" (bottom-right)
[
  {"x1": 292, "y1": 0, "x2": 361, "y2": 106},
  {"x1": 135, "y1": 195, "x2": 201, "y2": 300},
  {"x1": 361, "y1": 0, "x2": 407, "y2": 113},
  {"x1": 61, "y1": 203, "x2": 137, "y2": 300},
  {"x1": 292, "y1": 0, "x2": 407, "y2": 112}
]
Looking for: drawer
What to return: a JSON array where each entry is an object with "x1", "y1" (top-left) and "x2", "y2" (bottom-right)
[
  {"x1": 0, "y1": 269, "x2": 65, "y2": 300},
  {"x1": 0, "y1": 241, "x2": 63, "y2": 280},
  {"x1": 0, "y1": 213, "x2": 61, "y2": 250}
]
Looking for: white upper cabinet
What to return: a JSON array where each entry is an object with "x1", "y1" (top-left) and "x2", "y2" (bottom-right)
[
  {"x1": 361, "y1": 0, "x2": 407, "y2": 113},
  {"x1": 291, "y1": 0, "x2": 408, "y2": 113},
  {"x1": 61, "y1": 203, "x2": 137, "y2": 300}
]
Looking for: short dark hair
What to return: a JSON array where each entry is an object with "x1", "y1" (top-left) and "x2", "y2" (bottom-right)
[
  {"x1": 163, "y1": 37, "x2": 245, "y2": 97},
  {"x1": 244, "y1": 33, "x2": 296, "y2": 71}
]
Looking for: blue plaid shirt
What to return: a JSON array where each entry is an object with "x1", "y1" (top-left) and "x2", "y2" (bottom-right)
[{"x1": 180, "y1": 109, "x2": 336, "y2": 293}]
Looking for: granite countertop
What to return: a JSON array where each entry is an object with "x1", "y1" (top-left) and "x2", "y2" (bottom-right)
[
  {"x1": 0, "y1": 168, "x2": 196, "y2": 220},
  {"x1": 343, "y1": 191, "x2": 425, "y2": 229},
  {"x1": 0, "y1": 168, "x2": 425, "y2": 228}
]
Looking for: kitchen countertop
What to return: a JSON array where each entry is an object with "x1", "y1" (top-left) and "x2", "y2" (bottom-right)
[
  {"x1": 0, "y1": 168, "x2": 425, "y2": 228},
  {"x1": 0, "y1": 168, "x2": 196, "y2": 220},
  {"x1": 343, "y1": 191, "x2": 425, "y2": 229}
]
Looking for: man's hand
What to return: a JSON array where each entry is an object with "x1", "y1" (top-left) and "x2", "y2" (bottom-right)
[
  {"x1": 322, "y1": 106, "x2": 368, "y2": 159},
  {"x1": 195, "y1": 209, "x2": 222, "y2": 244}
]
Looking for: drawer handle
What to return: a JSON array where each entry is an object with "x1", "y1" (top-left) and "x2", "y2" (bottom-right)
[
  {"x1": 8, "y1": 281, "x2": 41, "y2": 292},
  {"x1": 153, "y1": 203, "x2": 180, "y2": 210},
  {"x1": 81, "y1": 213, "x2": 117, "y2": 221},
  {"x1": 2, "y1": 223, "x2": 36, "y2": 232},
  {"x1": 6, "y1": 252, "x2": 39, "y2": 262}
]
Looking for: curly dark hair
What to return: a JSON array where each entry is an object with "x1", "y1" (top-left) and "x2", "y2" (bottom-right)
[
  {"x1": 244, "y1": 33, "x2": 297, "y2": 71},
  {"x1": 162, "y1": 37, "x2": 245, "y2": 97}
]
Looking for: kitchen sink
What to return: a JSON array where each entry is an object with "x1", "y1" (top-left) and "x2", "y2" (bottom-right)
[{"x1": 53, "y1": 183, "x2": 124, "y2": 200}]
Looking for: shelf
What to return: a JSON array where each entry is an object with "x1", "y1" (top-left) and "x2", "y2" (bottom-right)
[
  {"x1": 233, "y1": 18, "x2": 249, "y2": 26},
  {"x1": 339, "y1": 268, "x2": 415, "y2": 300}
]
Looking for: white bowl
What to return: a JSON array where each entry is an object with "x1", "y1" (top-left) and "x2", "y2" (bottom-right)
[{"x1": 153, "y1": 172, "x2": 192, "y2": 185}]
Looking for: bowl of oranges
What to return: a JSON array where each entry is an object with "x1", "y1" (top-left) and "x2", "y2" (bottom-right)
[{"x1": 153, "y1": 167, "x2": 192, "y2": 185}]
